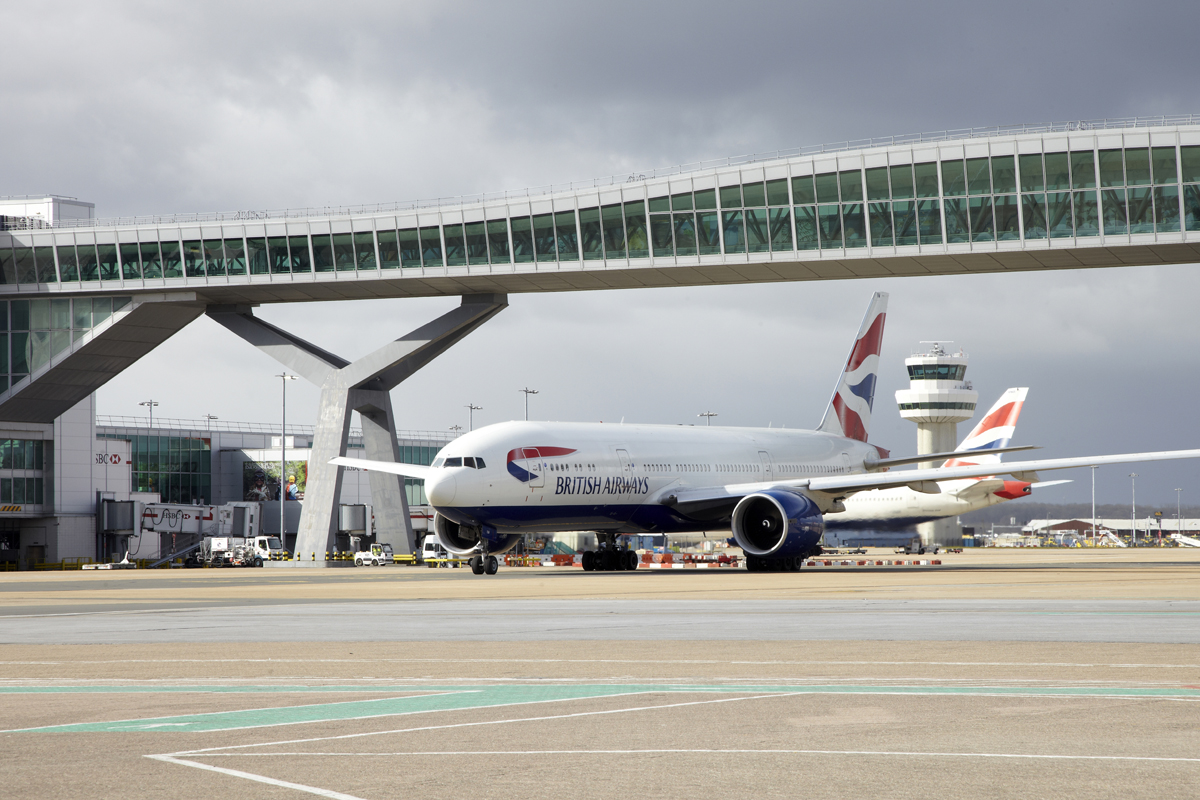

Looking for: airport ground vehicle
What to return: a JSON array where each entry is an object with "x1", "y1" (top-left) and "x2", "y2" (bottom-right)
[
  {"x1": 335, "y1": 293, "x2": 1200, "y2": 576},
  {"x1": 353, "y1": 543, "x2": 394, "y2": 566},
  {"x1": 190, "y1": 535, "x2": 285, "y2": 567}
]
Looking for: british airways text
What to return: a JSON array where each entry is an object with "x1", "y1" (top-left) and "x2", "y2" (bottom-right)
[{"x1": 554, "y1": 476, "x2": 650, "y2": 495}]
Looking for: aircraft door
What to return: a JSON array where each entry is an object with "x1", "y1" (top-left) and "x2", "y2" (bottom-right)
[
  {"x1": 522, "y1": 448, "x2": 544, "y2": 489},
  {"x1": 758, "y1": 451, "x2": 773, "y2": 482},
  {"x1": 616, "y1": 449, "x2": 632, "y2": 474}
]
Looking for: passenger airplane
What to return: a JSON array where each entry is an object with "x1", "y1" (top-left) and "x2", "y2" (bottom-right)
[
  {"x1": 829, "y1": 387, "x2": 1070, "y2": 530},
  {"x1": 333, "y1": 292, "x2": 1200, "y2": 574}
]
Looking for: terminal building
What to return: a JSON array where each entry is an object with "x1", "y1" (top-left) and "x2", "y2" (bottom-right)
[
  {"x1": 0, "y1": 392, "x2": 451, "y2": 569},
  {"x1": 1, "y1": 117, "x2": 1199, "y2": 565}
]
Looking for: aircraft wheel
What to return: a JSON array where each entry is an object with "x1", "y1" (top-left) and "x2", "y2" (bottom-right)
[
  {"x1": 485, "y1": 555, "x2": 499, "y2": 575},
  {"x1": 793, "y1": 556, "x2": 805, "y2": 571},
  {"x1": 582, "y1": 550, "x2": 595, "y2": 571},
  {"x1": 623, "y1": 550, "x2": 639, "y2": 571},
  {"x1": 470, "y1": 556, "x2": 484, "y2": 575},
  {"x1": 744, "y1": 556, "x2": 758, "y2": 572},
  {"x1": 602, "y1": 550, "x2": 618, "y2": 571}
]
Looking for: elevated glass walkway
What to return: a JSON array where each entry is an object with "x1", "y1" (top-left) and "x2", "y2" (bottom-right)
[{"x1": 2, "y1": 119, "x2": 1198, "y2": 308}]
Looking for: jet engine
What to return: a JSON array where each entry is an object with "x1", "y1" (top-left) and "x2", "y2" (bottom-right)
[
  {"x1": 432, "y1": 513, "x2": 521, "y2": 556},
  {"x1": 731, "y1": 490, "x2": 824, "y2": 559}
]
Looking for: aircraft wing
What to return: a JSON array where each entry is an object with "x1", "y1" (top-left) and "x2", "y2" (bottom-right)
[
  {"x1": 663, "y1": 448, "x2": 1200, "y2": 515},
  {"x1": 329, "y1": 456, "x2": 433, "y2": 480},
  {"x1": 805, "y1": 448, "x2": 1200, "y2": 494}
]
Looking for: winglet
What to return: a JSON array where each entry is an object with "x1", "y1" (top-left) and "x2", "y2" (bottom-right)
[{"x1": 817, "y1": 292, "x2": 889, "y2": 441}]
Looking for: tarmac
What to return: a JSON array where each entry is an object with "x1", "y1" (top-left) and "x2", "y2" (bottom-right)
[{"x1": 2, "y1": 547, "x2": 1198, "y2": 799}]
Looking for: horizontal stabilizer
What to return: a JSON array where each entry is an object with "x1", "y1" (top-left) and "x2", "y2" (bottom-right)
[{"x1": 1030, "y1": 479, "x2": 1072, "y2": 490}]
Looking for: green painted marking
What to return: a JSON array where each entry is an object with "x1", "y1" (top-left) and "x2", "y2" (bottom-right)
[{"x1": 11, "y1": 683, "x2": 1200, "y2": 734}]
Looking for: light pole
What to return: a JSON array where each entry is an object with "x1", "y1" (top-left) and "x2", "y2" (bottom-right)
[
  {"x1": 465, "y1": 403, "x2": 482, "y2": 432},
  {"x1": 1177, "y1": 488, "x2": 1183, "y2": 538},
  {"x1": 698, "y1": 412, "x2": 718, "y2": 426},
  {"x1": 1091, "y1": 465, "x2": 1098, "y2": 546},
  {"x1": 139, "y1": 400, "x2": 159, "y2": 430},
  {"x1": 204, "y1": 414, "x2": 218, "y2": 430},
  {"x1": 519, "y1": 388, "x2": 538, "y2": 421},
  {"x1": 449, "y1": 425, "x2": 462, "y2": 436},
  {"x1": 1129, "y1": 472, "x2": 1138, "y2": 546},
  {"x1": 277, "y1": 373, "x2": 297, "y2": 544}
]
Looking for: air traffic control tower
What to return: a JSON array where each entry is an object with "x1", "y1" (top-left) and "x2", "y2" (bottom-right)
[{"x1": 896, "y1": 343, "x2": 978, "y2": 546}]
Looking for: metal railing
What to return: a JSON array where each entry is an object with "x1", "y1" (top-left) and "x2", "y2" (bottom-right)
[
  {"x1": 95, "y1": 415, "x2": 458, "y2": 442},
  {"x1": 39, "y1": 115, "x2": 1200, "y2": 231}
]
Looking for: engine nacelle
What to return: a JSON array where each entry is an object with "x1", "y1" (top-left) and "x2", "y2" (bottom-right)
[
  {"x1": 731, "y1": 490, "x2": 824, "y2": 558},
  {"x1": 432, "y1": 513, "x2": 521, "y2": 556}
]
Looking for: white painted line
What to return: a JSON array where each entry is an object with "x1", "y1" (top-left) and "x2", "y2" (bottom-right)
[
  {"x1": 169, "y1": 692, "x2": 796, "y2": 756},
  {"x1": 146, "y1": 755, "x2": 366, "y2": 800},
  {"x1": 186, "y1": 748, "x2": 1200, "y2": 764}
]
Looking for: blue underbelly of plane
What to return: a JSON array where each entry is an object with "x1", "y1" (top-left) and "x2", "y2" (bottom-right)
[{"x1": 435, "y1": 504, "x2": 734, "y2": 535}]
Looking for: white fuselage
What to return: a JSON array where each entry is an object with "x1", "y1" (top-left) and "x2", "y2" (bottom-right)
[
  {"x1": 829, "y1": 478, "x2": 1027, "y2": 530},
  {"x1": 425, "y1": 421, "x2": 880, "y2": 534}
]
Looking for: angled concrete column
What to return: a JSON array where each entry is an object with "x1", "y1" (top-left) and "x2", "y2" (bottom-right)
[{"x1": 208, "y1": 294, "x2": 507, "y2": 563}]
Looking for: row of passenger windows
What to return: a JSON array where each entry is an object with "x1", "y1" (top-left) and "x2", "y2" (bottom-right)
[
  {"x1": 3, "y1": 147, "x2": 1199, "y2": 286},
  {"x1": 898, "y1": 402, "x2": 978, "y2": 410},
  {"x1": 907, "y1": 364, "x2": 967, "y2": 381}
]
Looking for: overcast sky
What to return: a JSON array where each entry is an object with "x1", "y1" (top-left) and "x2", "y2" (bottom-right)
[{"x1": 3, "y1": 1, "x2": 1199, "y2": 508}]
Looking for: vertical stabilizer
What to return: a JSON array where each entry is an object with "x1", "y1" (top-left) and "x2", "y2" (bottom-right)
[
  {"x1": 817, "y1": 292, "x2": 889, "y2": 441},
  {"x1": 944, "y1": 387, "x2": 1028, "y2": 467}
]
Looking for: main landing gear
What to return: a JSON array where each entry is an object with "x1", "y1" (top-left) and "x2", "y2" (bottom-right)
[
  {"x1": 744, "y1": 555, "x2": 807, "y2": 572},
  {"x1": 581, "y1": 534, "x2": 639, "y2": 572},
  {"x1": 469, "y1": 554, "x2": 499, "y2": 575}
]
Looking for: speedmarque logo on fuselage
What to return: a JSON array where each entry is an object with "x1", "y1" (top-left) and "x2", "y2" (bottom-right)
[{"x1": 505, "y1": 446, "x2": 577, "y2": 482}]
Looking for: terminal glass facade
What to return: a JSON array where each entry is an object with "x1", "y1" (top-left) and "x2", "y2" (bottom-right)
[
  {"x1": 0, "y1": 438, "x2": 45, "y2": 506},
  {"x1": 0, "y1": 297, "x2": 131, "y2": 391},
  {"x1": 124, "y1": 434, "x2": 212, "y2": 504}
]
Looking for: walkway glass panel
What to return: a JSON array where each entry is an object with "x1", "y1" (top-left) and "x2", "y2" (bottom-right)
[
  {"x1": 487, "y1": 220, "x2": 511, "y2": 263},
  {"x1": 354, "y1": 232, "x2": 375, "y2": 270},
  {"x1": 580, "y1": 210, "x2": 602, "y2": 260},
  {"x1": 554, "y1": 212, "x2": 578, "y2": 261},
  {"x1": 673, "y1": 213, "x2": 696, "y2": 256},
  {"x1": 532, "y1": 215, "x2": 556, "y2": 262},
  {"x1": 443, "y1": 224, "x2": 466, "y2": 267}
]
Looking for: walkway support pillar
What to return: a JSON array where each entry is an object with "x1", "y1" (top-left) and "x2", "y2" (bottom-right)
[{"x1": 208, "y1": 294, "x2": 507, "y2": 563}]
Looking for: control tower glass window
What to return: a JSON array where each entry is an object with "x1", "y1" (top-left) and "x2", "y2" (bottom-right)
[{"x1": 906, "y1": 364, "x2": 966, "y2": 381}]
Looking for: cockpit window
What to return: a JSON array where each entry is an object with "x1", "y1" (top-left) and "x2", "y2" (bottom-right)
[
  {"x1": 475, "y1": 457, "x2": 486, "y2": 469},
  {"x1": 463, "y1": 457, "x2": 476, "y2": 468},
  {"x1": 432, "y1": 457, "x2": 445, "y2": 467},
  {"x1": 444, "y1": 457, "x2": 463, "y2": 467}
]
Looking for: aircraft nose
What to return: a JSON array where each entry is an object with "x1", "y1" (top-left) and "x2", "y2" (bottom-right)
[{"x1": 426, "y1": 472, "x2": 457, "y2": 505}]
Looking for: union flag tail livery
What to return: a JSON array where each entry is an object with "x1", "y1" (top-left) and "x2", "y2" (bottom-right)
[
  {"x1": 817, "y1": 292, "x2": 888, "y2": 442},
  {"x1": 944, "y1": 388, "x2": 1028, "y2": 468}
]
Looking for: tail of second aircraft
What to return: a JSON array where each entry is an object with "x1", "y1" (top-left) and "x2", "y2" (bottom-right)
[
  {"x1": 944, "y1": 387, "x2": 1028, "y2": 468},
  {"x1": 817, "y1": 292, "x2": 888, "y2": 442}
]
